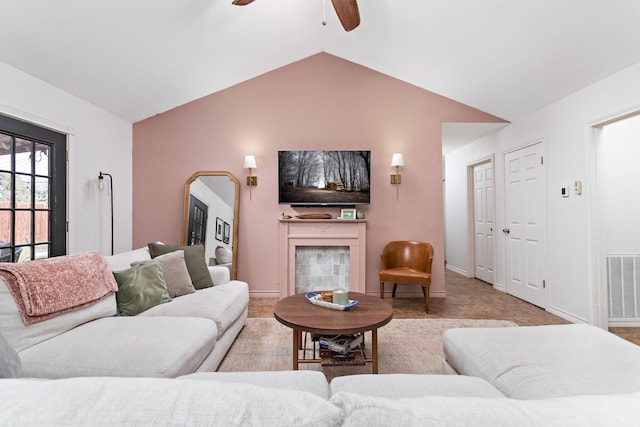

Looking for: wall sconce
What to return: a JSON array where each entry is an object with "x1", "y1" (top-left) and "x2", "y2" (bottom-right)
[
  {"x1": 390, "y1": 153, "x2": 404, "y2": 184},
  {"x1": 243, "y1": 155, "x2": 257, "y2": 200},
  {"x1": 98, "y1": 171, "x2": 114, "y2": 255},
  {"x1": 390, "y1": 153, "x2": 404, "y2": 199}
]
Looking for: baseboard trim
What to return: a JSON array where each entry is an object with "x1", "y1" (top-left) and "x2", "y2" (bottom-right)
[
  {"x1": 250, "y1": 290, "x2": 448, "y2": 298},
  {"x1": 608, "y1": 321, "x2": 640, "y2": 327},
  {"x1": 445, "y1": 264, "x2": 468, "y2": 276},
  {"x1": 249, "y1": 291, "x2": 280, "y2": 298},
  {"x1": 547, "y1": 305, "x2": 590, "y2": 325},
  {"x1": 380, "y1": 290, "x2": 446, "y2": 298}
]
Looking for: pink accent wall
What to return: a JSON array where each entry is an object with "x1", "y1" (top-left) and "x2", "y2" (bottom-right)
[{"x1": 133, "y1": 53, "x2": 503, "y2": 298}]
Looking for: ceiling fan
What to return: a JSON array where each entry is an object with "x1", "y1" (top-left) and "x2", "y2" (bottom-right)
[{"x1": 232, "y1": 0, "x2": 360, "y2": 32}]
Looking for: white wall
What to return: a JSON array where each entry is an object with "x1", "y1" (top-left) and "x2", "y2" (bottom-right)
[
  {"x1": 0, "y1": 62, "x2": 132, "y2": 256},
  {"x1": 445, "y1": 61, "x2": 640, "y2": 325}
]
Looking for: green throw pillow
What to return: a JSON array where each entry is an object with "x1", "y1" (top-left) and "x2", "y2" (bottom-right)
[
  {"x1": 147, "y1": 243, "x2": 214, "y2": 289},
  {"x1": 113, "y1": 263, "x2": 172, "y2": 316}
]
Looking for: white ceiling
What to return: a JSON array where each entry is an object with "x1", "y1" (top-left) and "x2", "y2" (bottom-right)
[{"x1": 1, "y1": 0, "x2": 640, "y2": 148}]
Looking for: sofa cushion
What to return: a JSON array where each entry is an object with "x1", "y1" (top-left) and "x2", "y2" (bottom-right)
[
  {"x1": 215, "y1": 245, "x2": 233, "y2": 264},
  {"x1": 330, "y1": 374, "x2": 504, "y2": 399},
  {"x1": 330, "y1": 391, "x2": 640, "y2": 427},
  {"x1": 139, "y1": 280, "x2": 249, "y2": 336},
  {"x1": 105, "y1": 247, "x2": 152, "y2": 272},
  {"x1": 180, "y1": 371, "x2": 331, "y2": 399},
  {"x1": 0, "y1": 377, "x2": 344, "y2": 427},
  {"x1": 148, "y1": 243, "x2": 213, "y2": 289},
  {"x1": 133, "y1": 250, "x2": 196, "y2": 297},
  {"x1": 0, "y1": 331, "x2": 20, "y2": 378},
  {"x1": 209, "y1": 265, "x2": 230, "y2": 285},
  {"x1": 443, "y1": 324, "x2": 640, "y2": 399},
  {"x1": 0, "y1": 279, "x2": 117, "y2": 352},
  {"x1": 18, "y1": 316, "x2": 218, "y2": 378},
  {"x1": 113, "y1": 263, "x2": 172, "y2": 316}
]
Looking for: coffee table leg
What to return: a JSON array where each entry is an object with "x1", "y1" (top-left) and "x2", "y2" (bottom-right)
[
  {"x1": 292, "y1": 329, "x2": 299, "y2": 370},
  {"x1": 372, "y1": 329, "x2": 378, "y2": 374}
]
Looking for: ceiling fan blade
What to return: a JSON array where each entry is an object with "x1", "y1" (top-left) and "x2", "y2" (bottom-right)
[
  {"x1": 331, "y1": 0, "x2": 360, "y2": 32},
  {"x1": 232, "y1": 0, "x2": 255, "y2": 5}
]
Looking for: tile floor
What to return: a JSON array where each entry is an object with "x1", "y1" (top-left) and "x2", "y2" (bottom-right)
[{"x1": 249, "y1": 270, "x2": 640, "y2": 346}]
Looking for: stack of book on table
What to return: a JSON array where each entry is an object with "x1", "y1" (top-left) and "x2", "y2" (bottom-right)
[{"x1": 318, "y1": 334, "x2": 365, "y2": 366}]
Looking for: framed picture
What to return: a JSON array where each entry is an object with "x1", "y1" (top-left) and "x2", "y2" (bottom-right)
[
  {"x1": 340, "y1": 208, "x2": 357, "y2": 220},
  {"x1": 215, "y1": 217, "x2": 224, "y2": 241},
  {"x1": 223, "y1": 221, "x2": 230, "y2": 244}
]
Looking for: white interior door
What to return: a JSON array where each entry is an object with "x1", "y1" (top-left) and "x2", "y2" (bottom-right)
[
  {"x1": 473, "y1": 161, "x2": 495, "y2": 283},
  {"x1": 504, "y1": 142, "x2": 546, "y2": 307}
]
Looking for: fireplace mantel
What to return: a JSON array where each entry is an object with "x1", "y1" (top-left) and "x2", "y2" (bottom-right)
[{"x1": 278, "y1": 219, "x2": 367, "y2": 298}]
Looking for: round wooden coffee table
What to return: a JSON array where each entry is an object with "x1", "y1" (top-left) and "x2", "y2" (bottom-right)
[{"x1": 274, "y1": 292, "x2": 393, "y2": 374}]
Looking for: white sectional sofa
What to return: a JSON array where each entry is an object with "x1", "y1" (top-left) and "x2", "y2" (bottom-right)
[
  {"x1": 442, "y1": 323, "x2": 640, "y2": 399},
  {"x1": 1, "y1": 362, "x2": 640, "y2": 426},
  {"x1": 0, "y1": 246, "x2": 249, "y2": 378},
  {"x1": 2, "y1": 321, "x2": 640, "y2": 425},
  {"x1": 2, "y1": 259, "x2": 640, "y2": 427}
]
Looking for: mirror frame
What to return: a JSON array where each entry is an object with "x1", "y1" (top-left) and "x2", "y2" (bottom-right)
[{"x1": 182, "y1": 171, "x2": 240, "y2": 280}]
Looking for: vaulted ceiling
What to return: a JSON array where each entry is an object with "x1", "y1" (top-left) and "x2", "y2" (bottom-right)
[{"x1": 1, "y1": 0, "x2": 639, "y2": 131}]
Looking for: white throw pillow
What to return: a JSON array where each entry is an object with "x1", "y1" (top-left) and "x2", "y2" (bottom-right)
[
  {"x1": 132, "y1": 250, "x2": 195, "y2": 297},
  {"x1": 215, "y1": 246, "x2": 233, "y2": 264}
]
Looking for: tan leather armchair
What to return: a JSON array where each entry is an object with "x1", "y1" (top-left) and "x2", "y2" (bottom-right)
[{"x1": 379, "y1": 241, "x2": 434, "y2": 313}]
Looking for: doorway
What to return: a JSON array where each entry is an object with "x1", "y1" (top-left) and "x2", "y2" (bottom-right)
[
  {"x1": 0, "y1": 114, "x2": 67, "y2": 260},
  {"x1": 472, "y1": 159, "x2": 495, "y2": 284},
  {"x1": 503, "y1": 141, "x2": 547, "y2": 308},
  {"x1": 187, "y1": 195, "x2": 208, "y2": 246},
  {"x1": 594, "y1": 113, "x2": 640, "y2": 326}
]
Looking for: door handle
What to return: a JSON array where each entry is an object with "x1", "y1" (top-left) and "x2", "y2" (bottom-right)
[{"x1": 502, "y1": 228, "x2": 510, "y2": 235}]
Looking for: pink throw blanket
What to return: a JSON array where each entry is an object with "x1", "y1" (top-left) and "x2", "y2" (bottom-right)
[{"x1": 0, "y1": 252, "x2": 118, "y2": 325}]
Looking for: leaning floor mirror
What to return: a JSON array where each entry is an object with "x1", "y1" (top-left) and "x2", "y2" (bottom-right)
[{"x1": 182, "y1": 171, "x2": 239, "y2": 280}]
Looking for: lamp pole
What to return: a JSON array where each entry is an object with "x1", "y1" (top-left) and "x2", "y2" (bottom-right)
[{"x1": 98, "y1": 171, "x2": 114, "y2": 255}]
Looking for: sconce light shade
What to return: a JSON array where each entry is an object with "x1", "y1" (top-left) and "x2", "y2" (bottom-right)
[
  {"x1": 244, "y1": 155, "x2": 258, "y2": 189},
  {"x1": 391, "y1": 153, "x2": 405, "y2": 167},
  {"x1": 243, "y1": 155, "x2": 257, "y2": 169},
  {"x1": 390, "y1": 153, "x2": 404, "y2": 185}
]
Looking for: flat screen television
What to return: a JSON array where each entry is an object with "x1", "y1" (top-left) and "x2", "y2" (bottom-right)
[{"x1": 278, "y1": 150, "x2": 371, "y2": 206}]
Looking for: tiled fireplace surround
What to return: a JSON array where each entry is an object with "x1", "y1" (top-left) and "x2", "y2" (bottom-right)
[
  {"x1": 295, "y1": 246, "x2": 350, "y2": 294},
  {"x1": 278, "y1": 220, "x2": 367, "y2": 298}
]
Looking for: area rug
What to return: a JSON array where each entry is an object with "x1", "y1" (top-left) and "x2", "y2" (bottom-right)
[{"x1": 218, "y1": 318, "x2": 517, "y2": 380}]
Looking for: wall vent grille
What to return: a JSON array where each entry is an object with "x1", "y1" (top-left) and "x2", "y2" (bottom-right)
[{"x1": 607, "y1": 254, "x2": 640, "y2": 321}]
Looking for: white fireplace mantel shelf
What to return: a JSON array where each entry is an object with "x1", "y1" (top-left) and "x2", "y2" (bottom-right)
[{"x1": 278, "y1": 219, "x2": 367, "y2": 298}]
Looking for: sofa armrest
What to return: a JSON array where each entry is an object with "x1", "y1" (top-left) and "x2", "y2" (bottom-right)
[{"x1": 208, "y1": 265, "x2": 230, "y2": 286}]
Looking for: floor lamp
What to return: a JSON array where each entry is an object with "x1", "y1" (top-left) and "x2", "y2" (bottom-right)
[{"x1": 98, "y1": 171, "x2": 114, "y2": 255}]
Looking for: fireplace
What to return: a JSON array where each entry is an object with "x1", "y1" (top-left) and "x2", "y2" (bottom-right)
[
  {"x1": 294, "y1": 246, "x2": 350, "y2": 294},
  {"x1": 278, "y1": 219, "x2": 367, "y2": 298}
]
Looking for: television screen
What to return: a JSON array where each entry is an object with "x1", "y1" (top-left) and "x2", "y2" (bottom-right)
[{"x1": 278, "y1": 150, "x2": 371, "y2": 206}]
